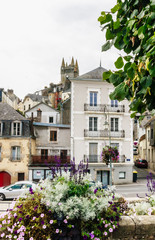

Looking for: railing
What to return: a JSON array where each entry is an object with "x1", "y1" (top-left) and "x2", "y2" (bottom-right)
[
  {"x1": 84, "y1": 130, "x2": 125, "y2": 138},
  {"x1": 84, "y1": 155, "x2": 101, "y2": 163},
  {"x1": 31, "y1": 155, "x2": 70, "y2": 165},
  {"x1": 84, "y1": 155, "x2": 126, "y2": 163},
  {"x1": 84, "y1": 104, "x2": 125, "y2": 113}
]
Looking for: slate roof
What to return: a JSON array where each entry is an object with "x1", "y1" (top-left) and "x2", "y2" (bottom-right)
[
  {"x1": 0, "y1": 103, "x2": 26, "y2": 121},
  {"x1": 24, "y1": 94, "x2": 47, "y2": 102},
  {"x1": 75, "y1": 66, "x2": 107, "y2": 81}
]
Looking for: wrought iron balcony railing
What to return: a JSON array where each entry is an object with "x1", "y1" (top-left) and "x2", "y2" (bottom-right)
[
  {"x1": 84, "y1": 129, "x2": 125, "y2": 138},
  {"x1": 31, "y1": 155, "x2": 70, "y2": 165},
  {"x1": 84, "y1": 155, "x2": 126, "y2": 163},
  {"x1": 84, "y1": 104, "x2": 125, "y2": 113}
]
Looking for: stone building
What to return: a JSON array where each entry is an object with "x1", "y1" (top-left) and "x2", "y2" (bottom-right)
[{"x1": 0, "y1": 103, "x2": 35, "y2": 186}]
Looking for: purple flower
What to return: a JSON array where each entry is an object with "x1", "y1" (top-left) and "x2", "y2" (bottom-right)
[
  {"x1": 34, "y1": 206, "x2": 38, "y2": 210},
  {"x1": 41, "y1": 220, "x2": 44, "y2": 225},
  {"x1": 18, "y1": 217, "x2": 22, "y2": 222},
  {"x1": 83, "y1": 235, "x2": 88, "y2": 240},
  {"x1": 26, "y1": 215, "x2": 30, "y2": 219},
  {"x1": 17, "y1": 204, "x2": 23, "y2": 209},
  {"x1": 94, "y1": 188, "x2": 98, "y2": 194},
  {"x1": 29, "y1": 187, "x2": 34, "y2": 194}
]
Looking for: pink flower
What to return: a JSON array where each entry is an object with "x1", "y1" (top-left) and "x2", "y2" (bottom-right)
[
  {"x1": 104, "y1": 232, "x2": 107, "y2": 236},
  {"x1": 109, "y1": 228, "x2": 113, "y2": 232},
  {"x1": 43, "y1": 225, "x2": 46, "y2": 229},
  {"x1": 56, "y1": 229, "x2": 59, "y2": 233},
  {"x1": 64, "y1": 219, "x2": 67, "y2": 224},
  {"x1": 41, "y1": 213, "x2": 44, "y2": 218},
  {"x1": 50, "y1": 220, "x2": 53, "y2": 224}
]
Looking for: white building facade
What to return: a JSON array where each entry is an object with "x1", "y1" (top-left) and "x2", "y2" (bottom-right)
[{"x1": 70, "y1": 67, "x2": 133, "y2": 185}]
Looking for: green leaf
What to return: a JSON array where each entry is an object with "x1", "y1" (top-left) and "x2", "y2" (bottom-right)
[
  {"x1": 130, "y1": 9, "x2": 138, "y2": 18},
  {"x1": 137, "y1": 10, "x2": 145, "y2": 19},
  {"x1": 128, "y1": 20, "x2": 136, "y2": 30},
  {"x1": 127, "y1": 67, "x2": 135, "y2": 79},
  {"x1": 114, "y1": 57, "x2": 124, "y2": 69},
  {"x1": 124, "y1": 56, "x2": 133, "y2": 61},
  {"x1": 102, "y1": 41, "x2": 112, "y2": 51},
  {"x1": 124, "y1": 62, "x2": 132, "y2": 71},
  {"x1": 138, "y1": 26, "x2": 145, "y2": 40},
  {"x1": 103, "y1": 71, "x2": 112, "y2": 80},
  {"x1": 113, "y1": 19, "x2": 120, "y2": 29},
  {"x1": 111, "y1": 4, "x2": 120, "y2": 13},
  {"x1": 110, "y1": 82, "x2": 126, "y2": 101},
  {"x1": 106, "y1": 29, "x2": 114, "y2": 40}
]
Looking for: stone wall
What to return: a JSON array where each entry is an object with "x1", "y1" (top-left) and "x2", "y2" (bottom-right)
[{"x1": 110, "y1": 216, "x2": 155, "y2": 240}]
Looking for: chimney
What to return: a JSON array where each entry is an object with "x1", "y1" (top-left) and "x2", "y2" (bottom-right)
[{"x1": 37, "y1": 109, "x2": 42, "y2": 122}]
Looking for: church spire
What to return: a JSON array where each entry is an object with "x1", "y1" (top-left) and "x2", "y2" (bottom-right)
[
  {"x1": 71, "y1": 57, "x2": 74, "y2": 66},
  {"x1": 61, "y1": 58, "x2": 65, "y2": 67}
]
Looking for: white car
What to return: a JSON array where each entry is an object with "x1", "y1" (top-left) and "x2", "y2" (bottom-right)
[{"x1": 0, "y1": 181, "x2": 37, "y2": 201}]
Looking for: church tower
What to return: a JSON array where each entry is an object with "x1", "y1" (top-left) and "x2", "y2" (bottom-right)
[{"x1": 61, "y1": 57, "x2": 79, "y2": 86}]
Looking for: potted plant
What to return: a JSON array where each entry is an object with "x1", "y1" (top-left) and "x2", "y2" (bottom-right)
[{"x1": 101, "y1": 146, "x2": 119, "y2": 165}]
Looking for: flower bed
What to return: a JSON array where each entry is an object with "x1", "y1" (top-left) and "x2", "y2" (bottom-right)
[{"x1": 0, "y1": 163, "x2": 155, "y2": 240}]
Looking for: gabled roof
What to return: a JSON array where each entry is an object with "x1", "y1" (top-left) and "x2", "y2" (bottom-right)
[
  {"x1": 0, "y1": 103, "x2": 26, "y2": 121},
  {"x1": 25, "y1": 102, "x2": 59, "y2": 113},
  {"x1": 23, "y1": 93, "x2": 47, "y2": 103},
  {"x1": 74, "y1": 66, "x2": 107, "y2": 81}
]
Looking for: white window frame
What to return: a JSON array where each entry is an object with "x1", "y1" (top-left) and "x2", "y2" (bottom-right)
[
  {"x1": 111, "y1": 100, "x2": 118, "y2": 107},
  {"x1": 110, "y1": 118, "x2": 119, "y2": 132},
  {"x1": 12, "y1": 121, "x2": 22, "y2": 136},
  {"x1": 89, "y1": 117, "x2": 98, "y2": 131},
  {"x1": 89, "y1": 92, "x2": 98, "y2": 106},
  {"x1": 119, "y1": 172, "x2": 126, "y2": 179},
  {"x1": 11, "y1": 146, "x2": 21, "y2": 161}
]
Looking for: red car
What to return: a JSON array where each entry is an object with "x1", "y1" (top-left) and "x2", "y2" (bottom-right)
[{"x1": 135, "y1": 159, "x2": 148, "y2": 168}]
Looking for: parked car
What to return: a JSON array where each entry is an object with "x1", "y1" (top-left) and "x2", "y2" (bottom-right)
[
  {"x1": 0, "y1": 181, "x2": 37, "y2": 201},
  {"x1": 134, "y1": 159, "x2": 148, "y2": 168},
  {"x1": 133, "y1": 148, "x2": 138, "y2": 155}
]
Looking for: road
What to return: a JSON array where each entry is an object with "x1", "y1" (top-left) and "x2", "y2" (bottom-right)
[{"x1": 115, "y1": 166, "x2": 155, "y2": 199}]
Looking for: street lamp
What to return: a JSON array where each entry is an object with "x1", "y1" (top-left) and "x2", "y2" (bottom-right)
[{"x1": 104, "y1": 109, "x2": 112, "y2": 186}]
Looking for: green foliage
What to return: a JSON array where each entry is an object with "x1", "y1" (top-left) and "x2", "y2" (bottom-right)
[
  {"x1": 98, "y1": 0, "x2": 155, "y2": 116},
  {"x1": 67, "y1": 181, "x2": 90, "y2": 197}
]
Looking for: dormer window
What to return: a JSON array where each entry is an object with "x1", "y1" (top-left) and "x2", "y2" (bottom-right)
[{"x1": 12, "y1": 122, "x2": 21, "y2": 136}]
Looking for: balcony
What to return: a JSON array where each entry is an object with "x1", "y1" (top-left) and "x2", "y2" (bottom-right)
[
  {"x1": 84, "y1": 155, "x2": 126, "y2": 163},
  {"x1": 84, "y1": 130, "x2": 125, "y2": 138},
  {"x1": 84, "y1": 104, "x2": 125, "y2": 113},
  {"x1": 31, "y1": 155, "x2": 70, "y2": 165}
]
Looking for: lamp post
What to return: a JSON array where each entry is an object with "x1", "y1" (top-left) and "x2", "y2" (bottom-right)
[{"x1": 104, "y1": 109, "x2": 112, "y2": 186}]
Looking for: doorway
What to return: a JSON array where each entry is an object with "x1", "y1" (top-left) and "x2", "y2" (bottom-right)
[
  {"x1": 96, "y1": 170, "x2": 109, "y2": 186},
  {"x1": 0, "y1": 171, "x2": 11, "y2": 187}
]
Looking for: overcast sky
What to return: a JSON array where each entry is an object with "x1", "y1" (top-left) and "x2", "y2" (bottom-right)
[{"x1": 0, "y1": 0, "x2": 118, "y2": 100}]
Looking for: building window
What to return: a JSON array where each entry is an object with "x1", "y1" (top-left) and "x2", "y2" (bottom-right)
[
  {"x1": 50, "y1": 131, "x2": 57, "y2": 141},
  {"x1": 11, "y1": 146, "x2": 21, "y2": 161},
  {"x1": 111, "y1": 100, "x2": 118, "y2": 107},
  {"x1": 49, "y1": 117, "x2": 54, "y2": 123},
  {"x1": 12, "y1": 122, "x2": 21, "y2": 136},
  {"x1": 119, "y1": 172, "x2": 126, "y2": 179},
  {"x1": 0, "y1": 122, "x2": 2, "y2": 136},
  {"x1": 18, "y1": 173, "x2": 25, "y2": 181},
  {"x1": 89, "y1": 117, "x2": 98, "y2": 131},
  {"x1": 151, "y1": 129, "x2": 153, "y2": 139},
  {"x1": 148, "y1": 130, "x2": 150, "y2": 140},
  {"x1": 90, "y1": 92, "x2": 97, "y2": 106},
  {"x1": 111, "y1": 118, "x2": 119, "y2": 131},
  {"x1": 29, "y1": 104, "x2": 31, "y2": 109},
  {"x1": 41, "y1": 149, "x2": 48, "y2": 160},
  {"x1": 111, "y1": 143, "x2": 119, "y2": 152}
]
